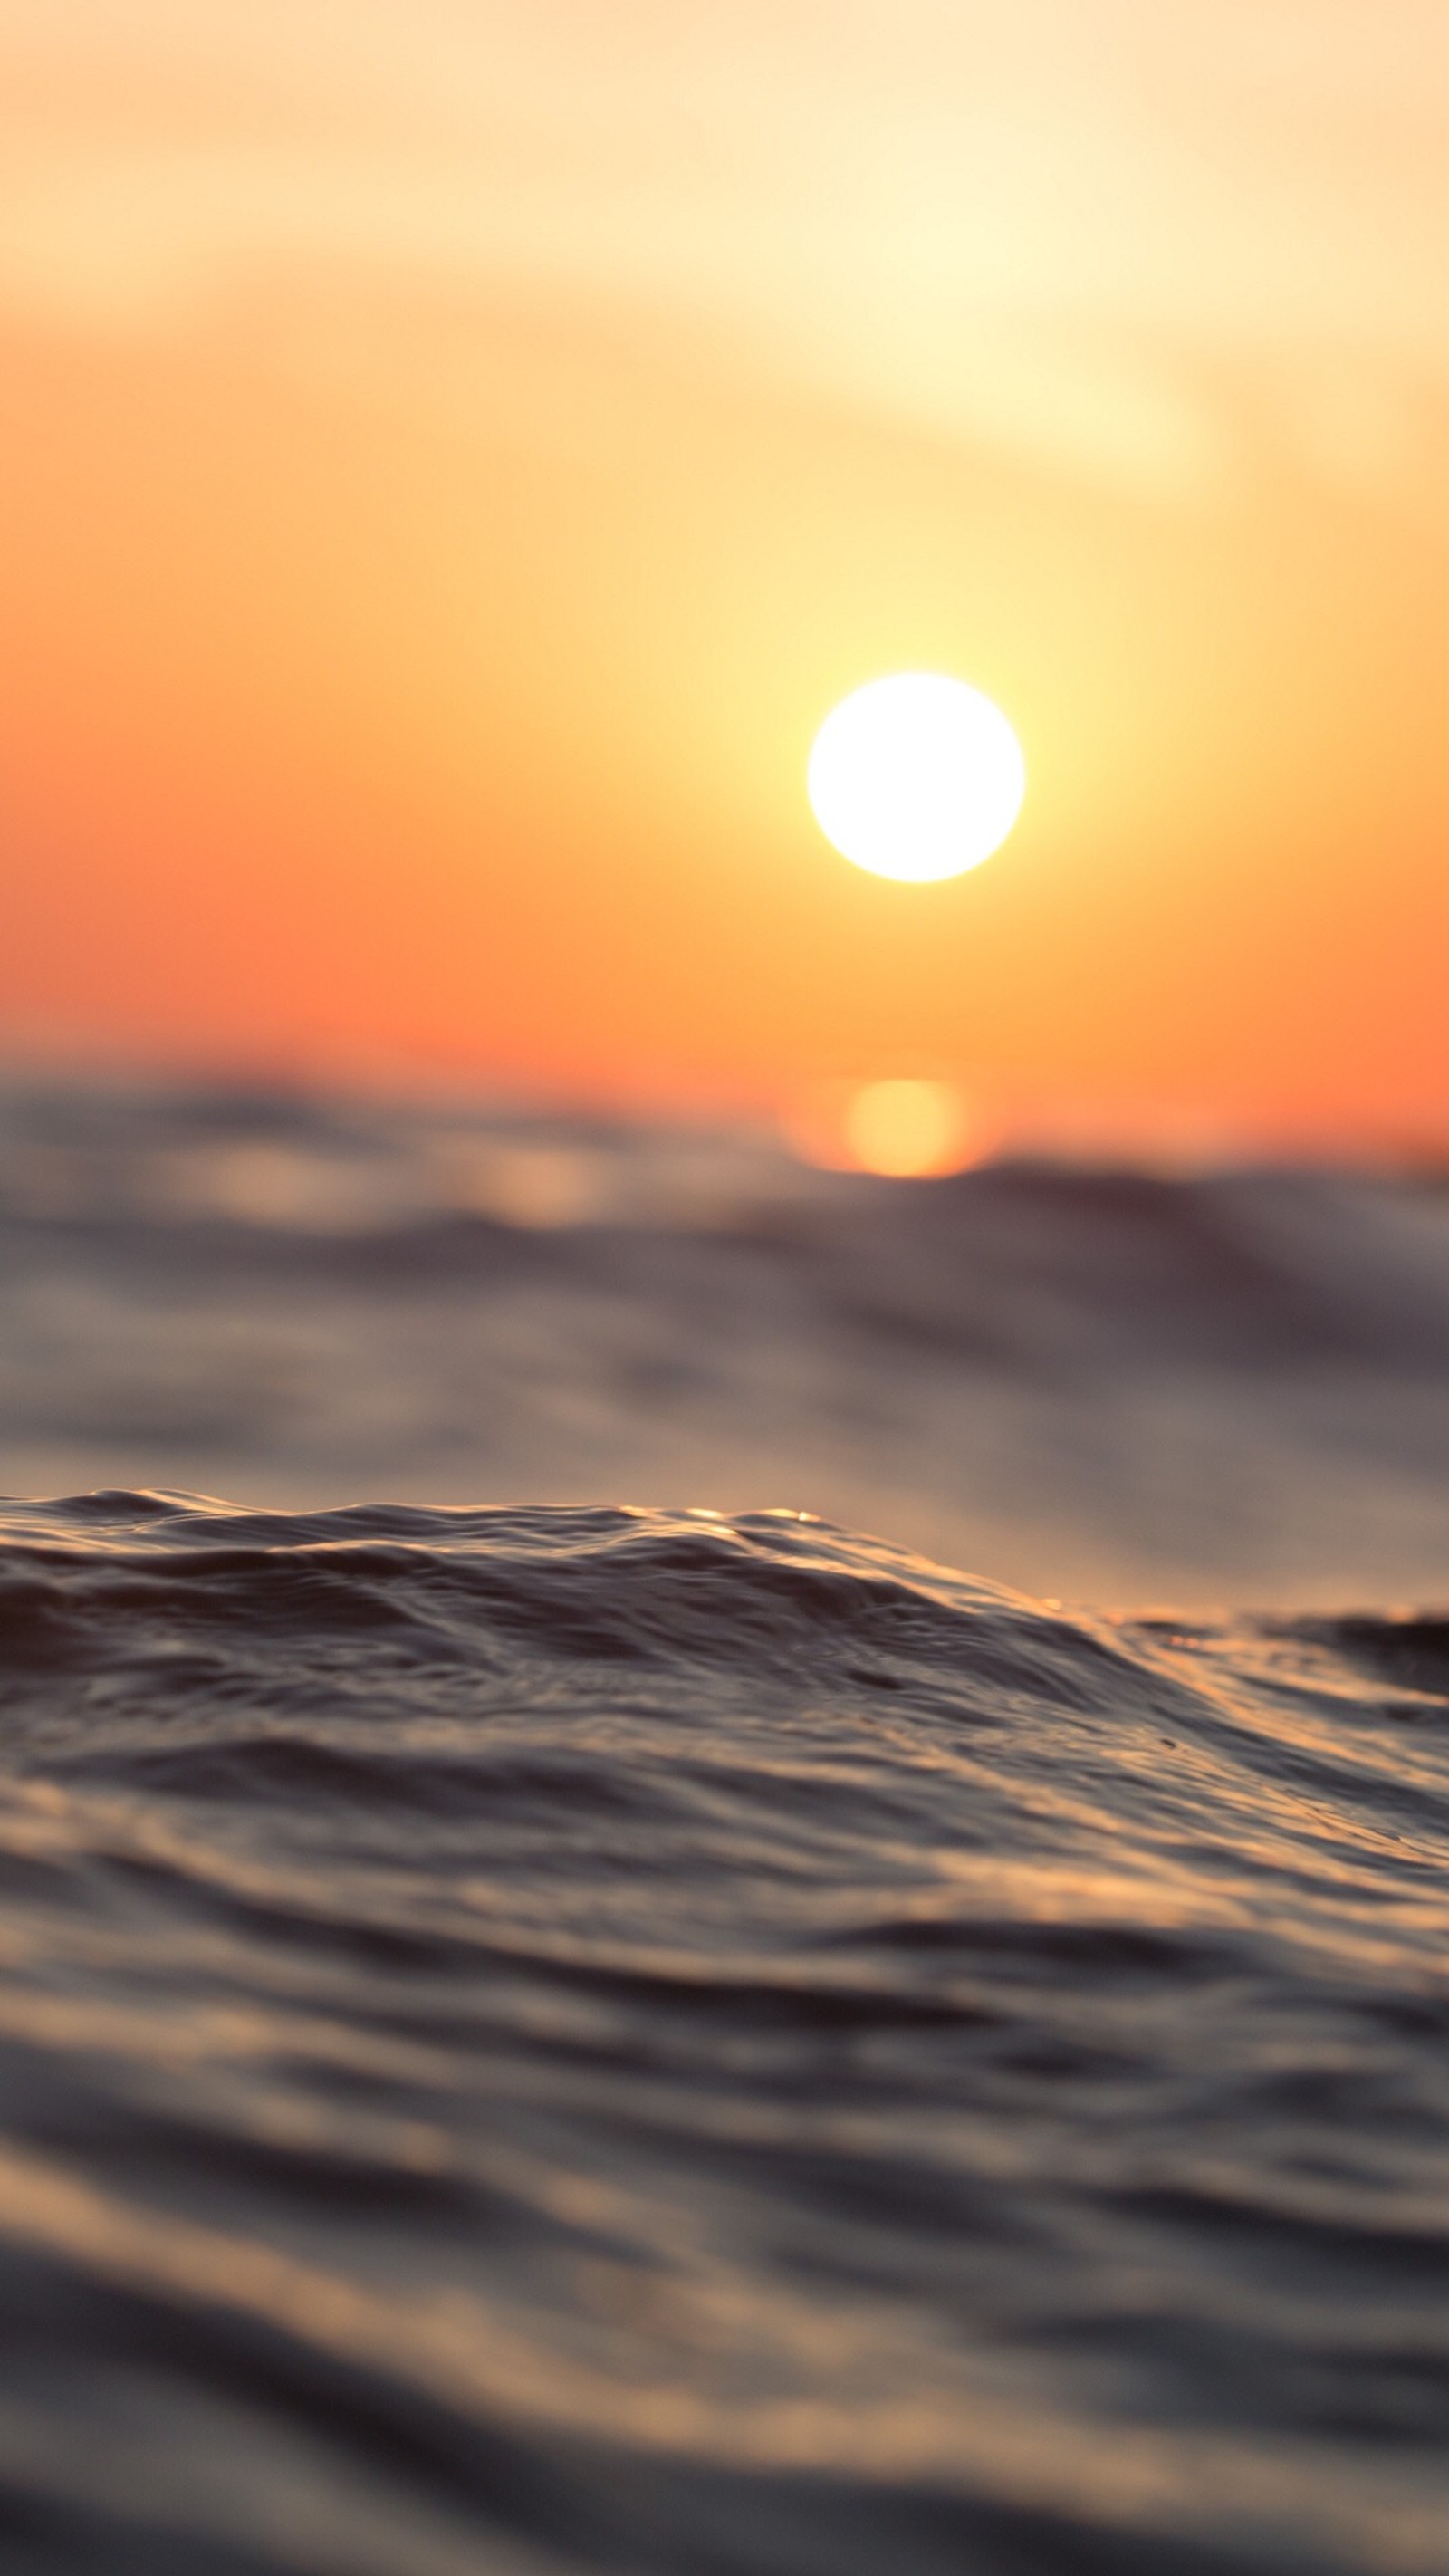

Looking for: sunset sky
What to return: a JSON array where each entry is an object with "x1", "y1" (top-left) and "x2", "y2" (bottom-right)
[{"x1": 3, "y1": 1, "x2": 1447, "y2": 1142}]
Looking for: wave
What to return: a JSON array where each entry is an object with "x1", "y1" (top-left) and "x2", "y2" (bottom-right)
[
  {"x1": 0, "y1": 1495, "x2": 1446, "y2": 2571},
  {"x1": 6, "y1": 1081, "x2": 1449, "y2": 1608}
]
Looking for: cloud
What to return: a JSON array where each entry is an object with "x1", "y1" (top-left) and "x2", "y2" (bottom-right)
[{"x1": 1, "y1": 1, "x2": 1446, "y2": 495}]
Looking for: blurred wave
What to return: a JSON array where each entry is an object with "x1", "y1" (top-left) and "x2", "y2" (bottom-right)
[
  {"x1": 3, "y1": 1077, "x2": 1449, "y2": 1600},
  {"x1": 0, "y1": 1493, "x2": 1446, "y2": 2573}
]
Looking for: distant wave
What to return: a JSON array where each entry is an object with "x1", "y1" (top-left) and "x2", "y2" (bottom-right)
[
  {"x1": 1, "y1": 1495, "x2": 1445, "y2": 2572},
  {"x1": 5, "y1": 1080, "x2": 1449, "y2": 1602}
]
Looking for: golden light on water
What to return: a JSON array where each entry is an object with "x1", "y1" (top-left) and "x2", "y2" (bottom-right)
[
  {"x1": 848, "y1": 1079, "x2": 974, "y2": 1176},
  {"x1": 808, "y1": 675, "x2": 1026, "y2": 884},
  {"x1": 789, "y1": 1079, "x2": 978, "y2": 1177}
]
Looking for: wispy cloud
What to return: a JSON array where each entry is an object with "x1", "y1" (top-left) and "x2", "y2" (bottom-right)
[{"x1": 2, "y1": 2, "x2": 1446, "y2": 493}]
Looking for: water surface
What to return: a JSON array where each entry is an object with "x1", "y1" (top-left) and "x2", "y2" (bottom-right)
[{"x1": 1, "y1": 1494, "x2": 1445, "y2": 2573}]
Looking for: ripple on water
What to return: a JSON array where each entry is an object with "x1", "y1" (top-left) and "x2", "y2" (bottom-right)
[{"x1": 0, "y1": 1495, "x2": 1446, "y2": 2575}]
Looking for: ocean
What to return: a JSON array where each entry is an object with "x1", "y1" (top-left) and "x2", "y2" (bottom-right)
[{"x1": 0, "y1": 1081, "x2": 1446, "y2": 2573}]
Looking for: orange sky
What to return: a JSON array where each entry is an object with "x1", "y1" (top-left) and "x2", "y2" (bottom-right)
[{"x1": 3, "y1": 2, "x2": 1447, "y2": 1139}]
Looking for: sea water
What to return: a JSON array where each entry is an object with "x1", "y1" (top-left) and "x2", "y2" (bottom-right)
[{"x1": 0, "y1": 1084, "x2": 1446, "y2": 2572}]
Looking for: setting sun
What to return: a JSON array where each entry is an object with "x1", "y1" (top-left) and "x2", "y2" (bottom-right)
[{"x1": 807, "y1": 674, "x2": 1027, "y2": 885}]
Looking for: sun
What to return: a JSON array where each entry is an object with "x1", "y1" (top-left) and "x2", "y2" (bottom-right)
[{"x1": 808, "y1": 672, "x2": 1026, "y2": 884}]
